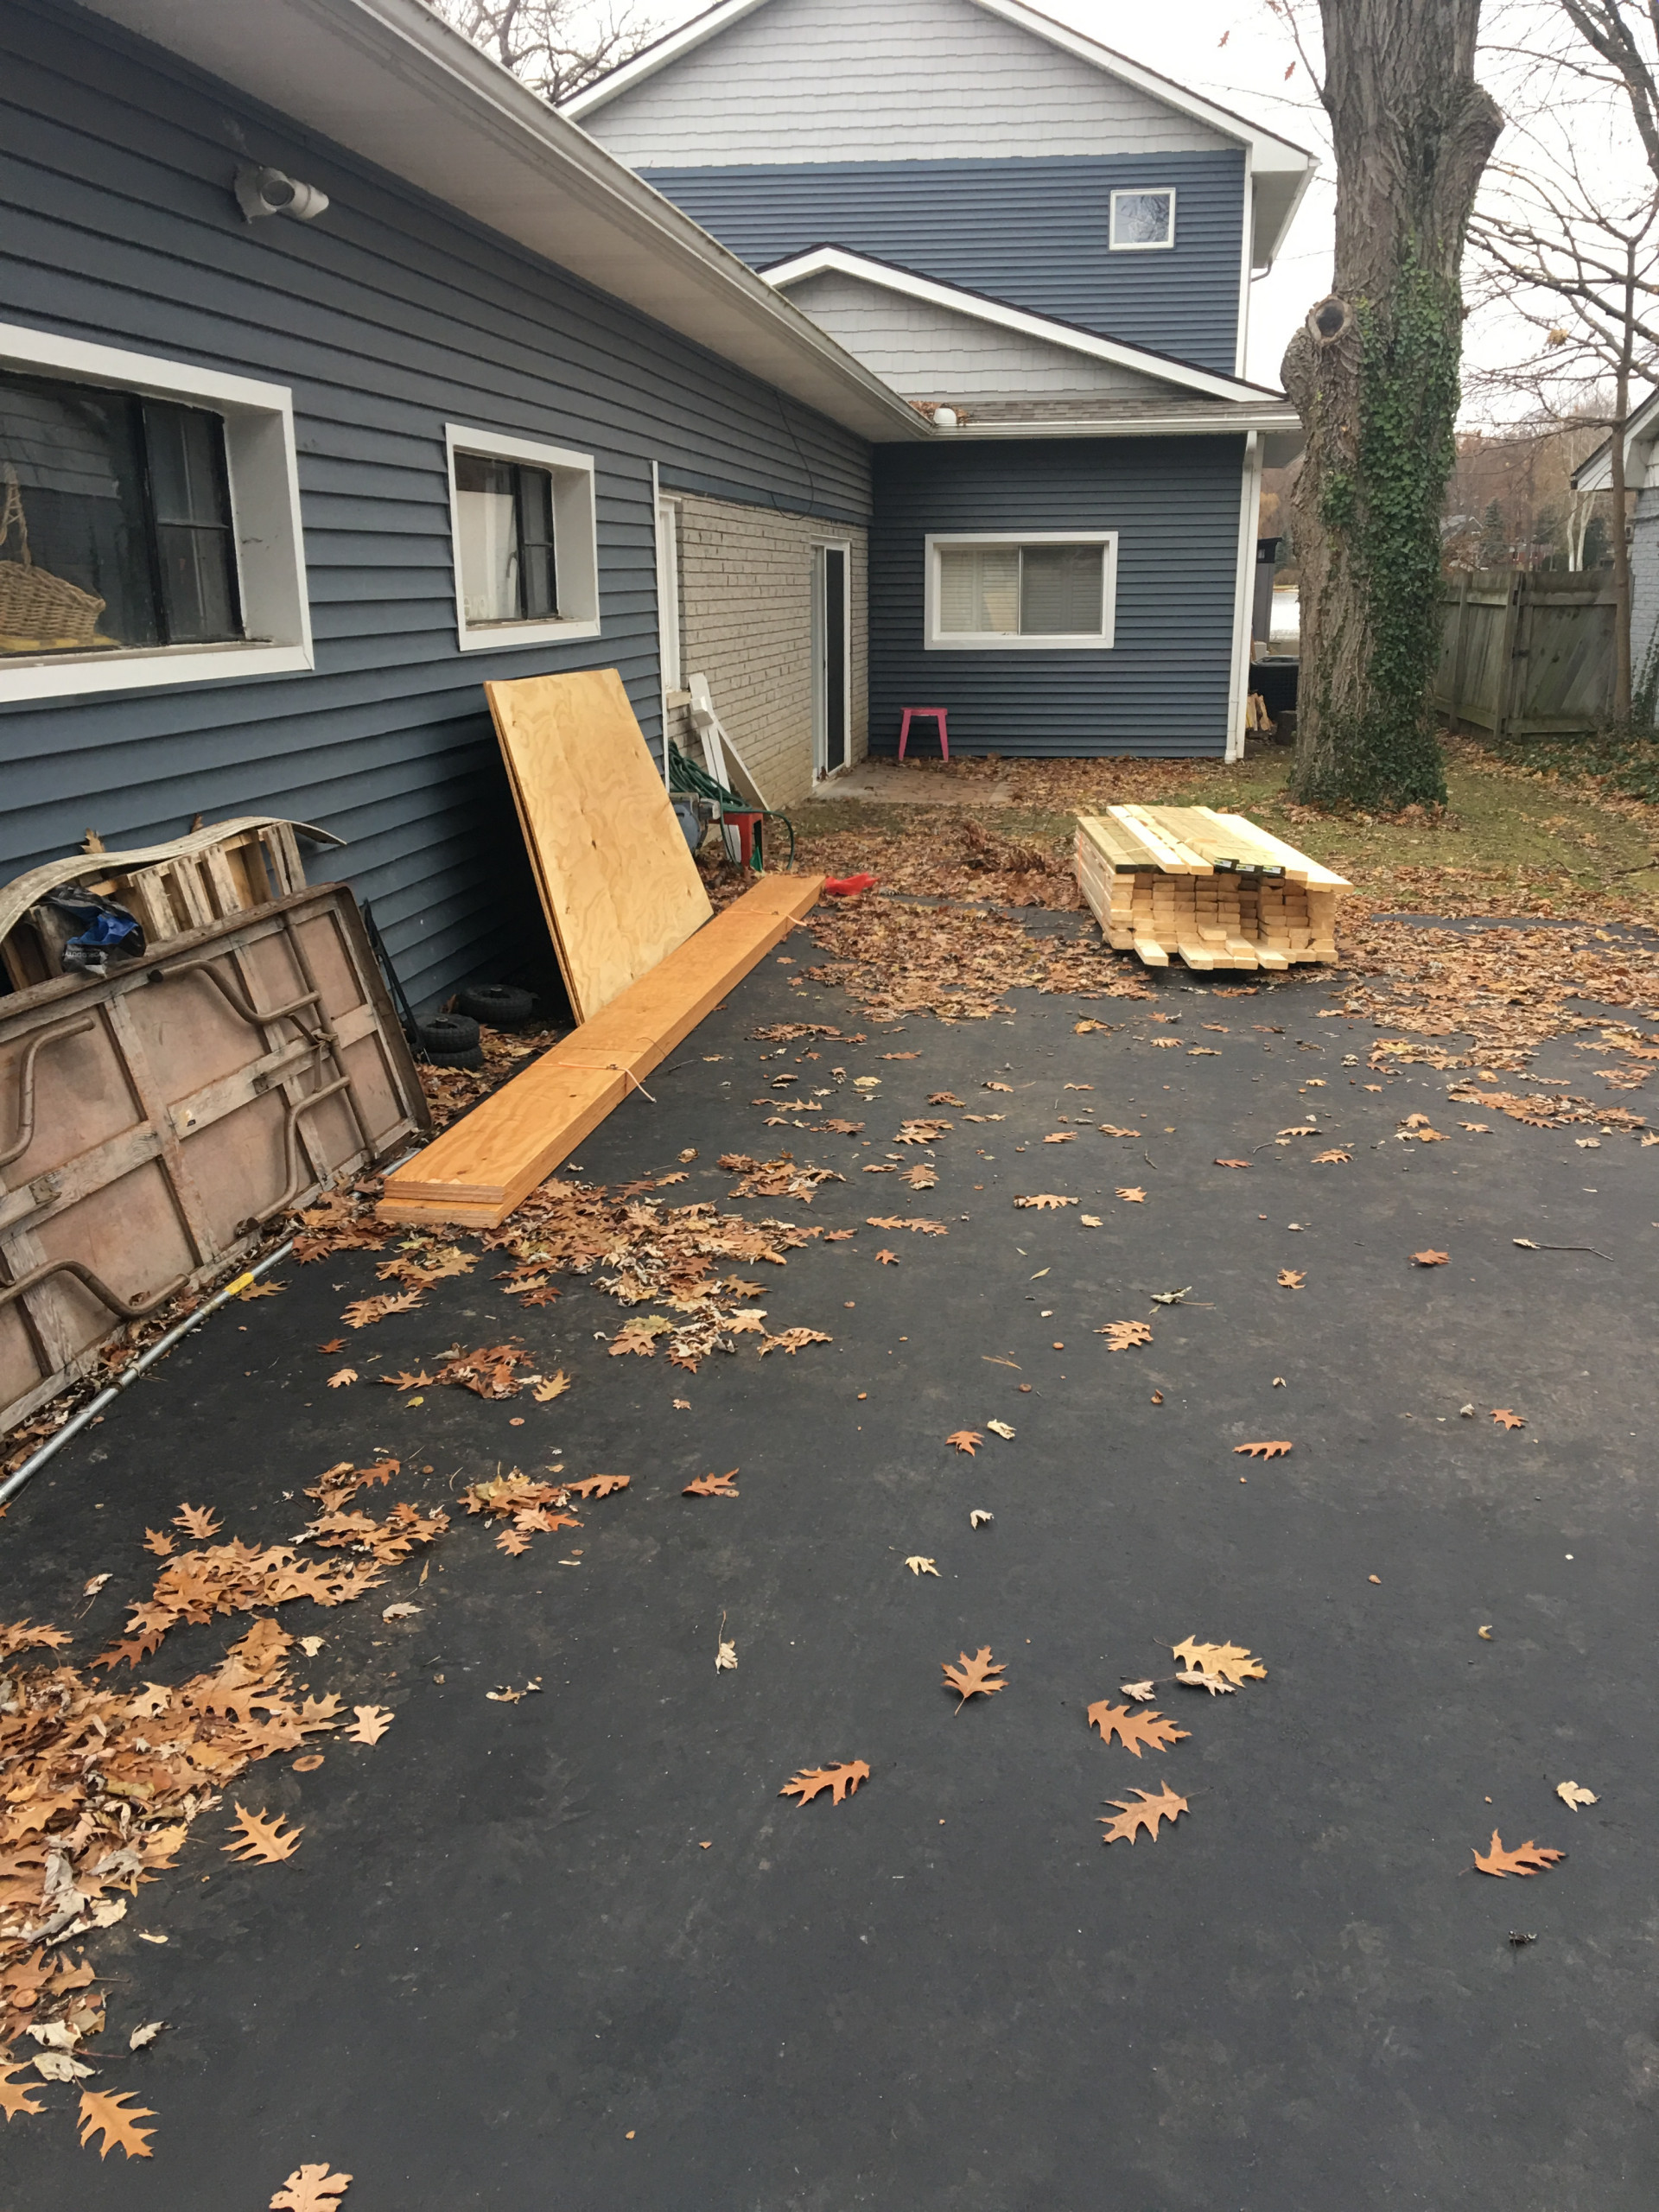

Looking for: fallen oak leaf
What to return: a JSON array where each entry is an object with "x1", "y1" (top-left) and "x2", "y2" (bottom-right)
[
  {"x1": 128, "y1": 2022, "x2": 165, "y2": 2052},
  {"x1": 757, "y1": 1328, "x2": 833, "y2": 1356},
  {"x1": 1014, "y1": 1194, "x2": 1076, "y2": 1210},
  {"x1": 381, "y1": 1602, "x2": 421, "y2": 1621},
  {"x1": 1491, "y1": 1408, "x2": 1526, "y2": 1430},
  {"x1": 1043, "y1": 1131, "x2": 1077, "y2": 1144},
  {"x1": 969, "y1": 1510, "x2": 994, "y2": 1528},
  {"x1": 946, "y1": 1429, "x2": 983, "y2": 1455},
  {"x1": 942, "y1": 1645, "x2": 1007, "y2": 1710},
  {"x1": 1096, "y1": 1319, "x2": 1153, "y2": 1351},
  {"x1": 141, "y1": 1527, "x2": 174, "y2": 1557},
  {"x1": 683, "y1": 1470, "x2": 740, "y2": 1497},
  {"x1": 173, "y1": 1502, "x2": 220, "y2": 1540},
  {"x1": 0, "y1": 2058, "x2": 46, "y2": 2120},
  {"x1": 1087, "y1": 1700, "x2": 1191, "y2": 1758},
  {"x1": 877, "y1": 1249, "x2": 899, "y2": 1265},
  {"x1": 1411, "y1": 1249, "x2": 1449, "y2": 1267},
  {"x1": 1172, "y1": 1637, "x2": 1266, "y2": 1684},
  {"x1": 1313, "y1": 1148, "x2": 1351, "y2": 1165},
  {"x1": 327, "y1": 1369, "x2": 358, "y2": 1389},
  {"x1": 1115, "y1": 1187, "x2": 1147, "y2": 1204},
  {"x1": 1473, "y1": 1832, "x2": 1566, "y2": 1877},
  {"x1": 531, "y1": 1372, "x2": 571, "y2": 1402},
  {"x1": 1119, "y1": 1680, "x2": 1156, "y2": 1702},
  {"x1": 780, "y1": 1760, "x2": 869, "y2": 1806},
  {"x1": 223, "y1": 1805, "x2": 302, "y2": 1864},
  {"x1": 985, "y1": 1419, "x2": 1015, "y2": 1440},
  {"x1": 379, "y1": 1368, "x2": 435, "y2": 1389},
  {"x1": 346, "y1": 1705, "x2": 394, "y2": 1745},
  {"x1": 1556, "y1": 1780, "x2": 1598, "y2": 1809},
  {"x1": 77, "y1": 2088, "x2": 156, "y2": 2160},
  {"x1": 1100, "y1": 1783, "x2": 1188, "y2": 1844},
  {"x1": 563, "y1": 1474, "x2": 628, "y2": 1498},
  {"x1": 905, "y1": 1555, "x2": 940, "y2": 1576},
  {"x1": 1276, "y1": 1269, "x2": 1305, "y2": 1289},
  {"x1": 1214, "y1": 1158, "x2": 1252, "y2": 1169},
  {"x1": 270, "y1": 2164, "x2": 353, "y2": 2210},
  {"x1": 34, "y1": 2049, "x2": 97, "y2": 2082},
  {"x1": 316, "y1": 1338, "x2": 346, "y2": 1353},
  {"x1": 1233, "y1": 1440, "x2": 1292, "y2": 1459}
]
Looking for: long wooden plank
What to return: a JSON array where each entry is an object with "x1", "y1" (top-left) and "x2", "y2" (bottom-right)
[
  {"x1": 1205, "y1": 811, "x2": 1351, "y2": 888},
  {"x1": 380, "y1": 874, "x2": 823, "y2": 1228},
  {"x1": 486, "y1": 670, "x2": 713, "y2": 1024}
]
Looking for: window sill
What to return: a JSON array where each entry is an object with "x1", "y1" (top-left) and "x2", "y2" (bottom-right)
[
  {"x1": 925, "y1": 633, "x2": 1114, "y2": 652},
  {"x1": 0, "y1": 639, "x2": 313, "y2": 706},
  {"x1": 454, "y1": 616, "x2": 602, "y2": 654}
]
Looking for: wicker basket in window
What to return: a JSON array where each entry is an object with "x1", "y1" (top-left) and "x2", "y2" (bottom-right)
[{"x1": 0, "y1": 463, "x2": 106, "y2": 648}]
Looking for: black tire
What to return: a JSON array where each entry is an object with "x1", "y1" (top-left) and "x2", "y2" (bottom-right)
[
  {"x1": 455, "y1": 983, "x2": 535, "y2": 1027},
  {"x1": 417, "y1": 1012, "x2": 480, "y2": 1054},
  {"x1": 423, "y1": 1044, "x2": 485, "y2": 1071}
]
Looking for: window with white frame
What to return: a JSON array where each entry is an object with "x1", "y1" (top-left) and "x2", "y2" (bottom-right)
[
  {"x1": 1109, "y1": 188, "x2": 1175, "y2": 251},
  {"x1": 926, "y1": 533, "x2": 1117, "y2": 650},
  {"x1": 0, "y1": 321, "x2": 311, "y2": 705},
  {"x1": 445, "y1": 425, "x2": 599, "y2": 651}
]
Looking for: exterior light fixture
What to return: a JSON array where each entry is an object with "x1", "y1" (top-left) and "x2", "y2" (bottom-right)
[{"x1": 234, "y1": 163, "x2": 330, "y2": 224}]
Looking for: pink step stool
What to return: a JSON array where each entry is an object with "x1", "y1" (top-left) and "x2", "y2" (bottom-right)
[{"x1": 898, "y1": 707, "x2": 949, "y2": 761}]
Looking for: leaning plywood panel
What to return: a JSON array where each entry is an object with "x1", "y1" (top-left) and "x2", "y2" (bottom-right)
[
  {"x1": 381, "y1": 874, "x2": 822, "y2": 1229},
  {"x1": 487, "y1": 669, "x2": 713, "y2": 1022}
]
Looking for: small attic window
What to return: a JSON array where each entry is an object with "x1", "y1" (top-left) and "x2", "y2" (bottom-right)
[{"x1": 1110, "y1": 189, "x2": 1175, "y2": 251}]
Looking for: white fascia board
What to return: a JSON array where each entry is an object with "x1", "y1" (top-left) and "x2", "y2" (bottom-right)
[
  {"x1": 1573, "y1": 387, "x2": 1659, "y2": 489},
  {"x1": 562, "y1": 0, "x2": 776, "y2": 117},
  {"x1": 767, "y1": 246, "x2": 1280, "y2": 404},
  {"x1": 951, "y1": 413, "x2": 1300, "y2": 441},
  {"x1": 76, "y1": 0, "x2": 928, "y2": 445}
]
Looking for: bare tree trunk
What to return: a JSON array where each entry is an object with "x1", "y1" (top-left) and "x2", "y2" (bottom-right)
[{"x1": 1284, "y1": 0, "x2": 1503, "y2": 810}]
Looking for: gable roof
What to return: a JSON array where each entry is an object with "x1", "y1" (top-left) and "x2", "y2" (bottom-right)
[
  {"x1": 74, "y1": 0, "x2": 928, "y2": 444},
  {"x1": 563, "y1": 0, "x2": 1316, "y2": 263},
  {"x1": 764, "y1": 246, "x2": 1293, "y2": 407}
]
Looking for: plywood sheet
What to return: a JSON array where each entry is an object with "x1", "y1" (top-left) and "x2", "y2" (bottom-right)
[
  {"x1": 487, "y1": 669, "x2": 713, "y2": 1022},
  {"x1": 381, "y1": 873, "x2": 822, "y2": 1228}
]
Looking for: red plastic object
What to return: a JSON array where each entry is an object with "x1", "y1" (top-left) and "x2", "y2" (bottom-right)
[{"x1": 824, "y1": 873, "x2": 877, "y2": 897}]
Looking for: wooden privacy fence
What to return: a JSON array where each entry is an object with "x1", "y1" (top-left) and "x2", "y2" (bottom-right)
[{"x1": 1433, "y1": 568, "x2": 1616, "y2": 739}]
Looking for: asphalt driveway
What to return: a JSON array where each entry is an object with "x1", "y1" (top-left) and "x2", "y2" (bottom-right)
[{"x1": 4, "y1": 937, "x2": 1656, "y2": 2212}]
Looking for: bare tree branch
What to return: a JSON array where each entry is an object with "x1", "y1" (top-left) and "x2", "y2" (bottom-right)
[{"x1": 426, "y1": 0, "x2": 659, "y2": 104}]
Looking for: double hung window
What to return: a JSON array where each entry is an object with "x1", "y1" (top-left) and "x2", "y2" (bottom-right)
[{"x1": 446, "y1": 427, "x2": 599, "y2": 651}]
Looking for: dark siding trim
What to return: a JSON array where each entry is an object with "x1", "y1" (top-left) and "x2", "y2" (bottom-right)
[
  {"x1": 638, "y1": 153, "x2": 1245, "y2": 375},
  {"x1": 0, "y1": 0, "x2": 871, "y2": 1008},
  {"x1": 869, "y1": 436, "x2": 1243, "y2": 758}
]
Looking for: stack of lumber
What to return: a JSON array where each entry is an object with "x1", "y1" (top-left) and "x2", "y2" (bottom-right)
[
  {"x1": 382, "y1": 669, "x2": 821, "y2": 1229},
  {"x1": 1074, "y1": 804, "x2": 1348, "y2": 972}
]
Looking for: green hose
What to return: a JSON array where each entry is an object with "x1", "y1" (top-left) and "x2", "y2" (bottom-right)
[{"x1": 668, "y1": 742, "x2": 796, "y2": 869}]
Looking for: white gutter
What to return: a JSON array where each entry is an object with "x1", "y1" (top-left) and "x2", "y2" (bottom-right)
[
  {"x1": 78, "y1": 0, "x2": 930, "y2": 446},
  {"x1": 1225, "y1": 431, "x2": 1264, "y2": 762},
  {"x1": 947, "y1": 414, "x2": 1301, "y2": 440}
]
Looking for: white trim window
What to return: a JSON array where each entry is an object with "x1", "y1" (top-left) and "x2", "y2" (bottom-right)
[
  {"x1": 445, "y1": 424, "x2": 600, "y2": 652},
  {"x1": 925, "y1": 531, "x2": 1117, "y2": 650},
  {"x1": 1109, "y1": 188, "x2": 1176, "y2": 251},
  {"x1": 0, "y1": 321, "x2": 311, "y2": 706}
]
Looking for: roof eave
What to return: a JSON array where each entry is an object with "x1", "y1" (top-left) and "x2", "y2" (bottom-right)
[{"x1": 74, "y1": 0, "x2": 930, "y2": 445}]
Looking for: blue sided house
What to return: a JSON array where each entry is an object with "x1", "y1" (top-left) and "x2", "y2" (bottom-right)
[{"x1": 564, "y1": 0, "x2": 1315, "y2": 764}]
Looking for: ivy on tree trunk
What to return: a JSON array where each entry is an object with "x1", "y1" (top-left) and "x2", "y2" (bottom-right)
[{"x1": 1284, "y1": 0, "x2": 1503, "y2": 811}]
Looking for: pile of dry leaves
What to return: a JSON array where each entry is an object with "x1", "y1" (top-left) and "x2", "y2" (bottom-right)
[{"x1": 1, "y1": 1462, "x2": 444, "y2": 2074}]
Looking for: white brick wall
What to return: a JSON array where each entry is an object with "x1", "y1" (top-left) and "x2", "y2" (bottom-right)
[{"x1": 665, "y1": 493, "x2": 868, "y2": 806}]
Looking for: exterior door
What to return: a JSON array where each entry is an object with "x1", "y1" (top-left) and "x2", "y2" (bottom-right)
[{"x1": 815, "y1": 543, "x2": 849, "y2": 776}]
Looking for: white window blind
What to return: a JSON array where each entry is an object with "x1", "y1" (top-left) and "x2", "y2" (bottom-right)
[{"x1": 934, "y1": 541, "x2": 1108, "y2": 641}]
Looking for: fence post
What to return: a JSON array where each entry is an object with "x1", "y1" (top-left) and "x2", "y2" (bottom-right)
[
  {"x1": 1446, "y1": 572, "x2": 1471, "y2": 728},
  {"x1": 1496, "y1": 572, "x2": 1526, "y2": 741}
]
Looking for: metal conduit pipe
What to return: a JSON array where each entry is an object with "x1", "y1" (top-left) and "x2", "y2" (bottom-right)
[{"x1": 0, "y1": 1239, "x2": 294, "y2": 1516}]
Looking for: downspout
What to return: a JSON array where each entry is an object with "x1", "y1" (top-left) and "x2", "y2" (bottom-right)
[{"x1": 1225, "y1": 430, "x2": 1263, "y2": 763}]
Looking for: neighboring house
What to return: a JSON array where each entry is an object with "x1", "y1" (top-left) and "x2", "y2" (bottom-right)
[
  {"x1": 1573, "y1": 390, "x2": 1659, "y2": 689},
  {"x1": 0, "y1": 0, "x2": 919, "y2": 1010},
  {"x1": 565, "y1": 0, "x2": 1314, "y2": 760}
]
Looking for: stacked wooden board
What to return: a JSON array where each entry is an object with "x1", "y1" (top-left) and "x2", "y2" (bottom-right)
[
  {"x1": 487, "y1": 668, "x2": 714, "y2": 1023},
  {"x1": 1075, "y1": 805, "x2": 1348, "y2": 971}
]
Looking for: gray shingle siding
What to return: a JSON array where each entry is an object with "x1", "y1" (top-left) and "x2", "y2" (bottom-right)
[
  {"x1": 0, "y1": 0, "x2": 870, "y2": 1011},
  {"x1": 870, "y1": 436, "x2": 1244, "y2": 757},
  {"x1": 637, "y1": 155, "x2": 1246, "y2": 375}
]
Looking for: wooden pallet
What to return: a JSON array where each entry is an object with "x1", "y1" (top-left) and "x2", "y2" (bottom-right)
[
  {"x1": 1075, "y1": 805, "x2": 1348, "y2": 972},
  {"x1": 380, "y1": 873, "x2": 823, "y2": 1229}
]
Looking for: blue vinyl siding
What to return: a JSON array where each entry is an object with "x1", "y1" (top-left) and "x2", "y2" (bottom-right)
[
  {"x1": 870, "y1": 437, "x2": 1244, "y2": 757},
  {"x1": 0, "y1": 0, "x2": 870, "y2": 1010},
  {"x1": 637, "y1": 154, "x2": 1246, "y2": 375}
]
